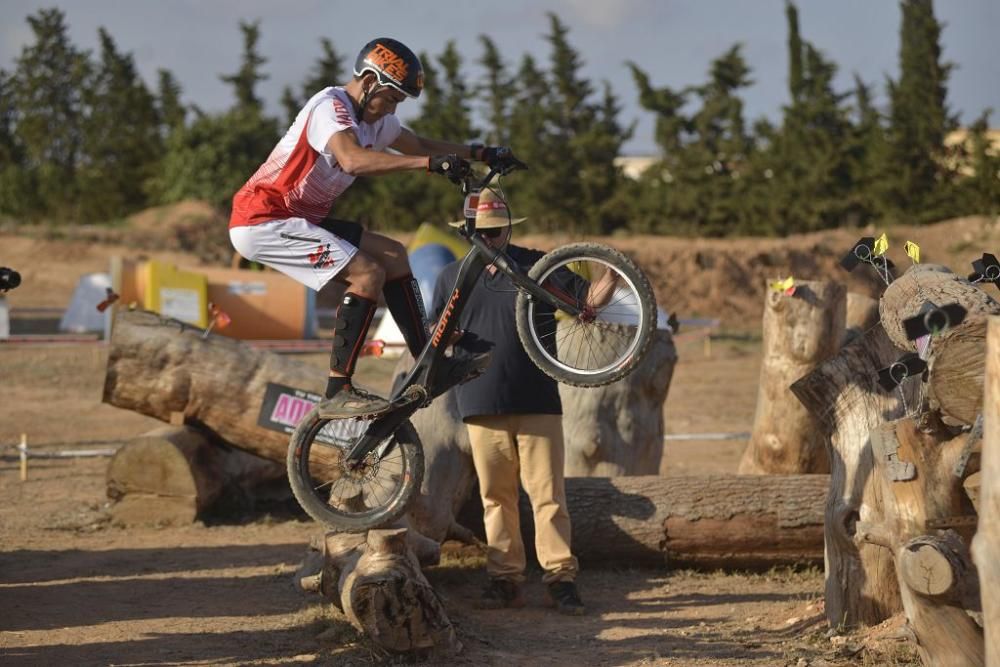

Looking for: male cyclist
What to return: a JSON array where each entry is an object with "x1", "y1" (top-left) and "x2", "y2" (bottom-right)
[{"x1": 230, "y1": 37, "x2": 511, "y2": 417}]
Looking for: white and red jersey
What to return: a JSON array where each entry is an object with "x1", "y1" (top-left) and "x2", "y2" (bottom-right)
[{"x1": 230, "y1": 86, "x2": 402, "y2": 228}]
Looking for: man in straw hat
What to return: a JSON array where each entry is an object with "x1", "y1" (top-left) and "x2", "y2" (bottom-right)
[{"x1": 431, "y1": 188, "x2": 585, "y2": 615}]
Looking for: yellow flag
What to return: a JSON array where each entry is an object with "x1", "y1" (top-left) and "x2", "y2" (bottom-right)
[
  {"x1": 873, "y1": 233, "x2": 889, "y2": 257},
  {"x1": 904, "y1": 240, "x2": 921, "y2": 264},
  {"x1": 770, "y1": 276, "x2": 795, "y2": 293}
]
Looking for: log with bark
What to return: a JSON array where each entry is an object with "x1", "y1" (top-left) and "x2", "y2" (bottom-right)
[
  {"x1": 972, "y1": 317, "x2": 1000, "y2": 666},
  {"x1": 878, "y1": 264, "x2": 1000, "y2": 427},
  {"x1": 519, "y1": 474, "x2": 828, "y2": 569},
  {"x1": 296, "y1": 528, "x2": 462, "y2": 657},
  {"x1": 106, "y1": 424, "x2": 284, "y2": 526},
  {"x1": 739, "y1": 280, "x2": 845, "y2": 475},
  {"x1": 104, "y1": 309, "x2": 324, "y2": 462},
  {"x1": 791, "y1": 324, "x2": 915, "y2": 628}
]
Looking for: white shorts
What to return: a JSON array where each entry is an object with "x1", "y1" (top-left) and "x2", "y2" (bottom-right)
[{"x1": 229, "y1": 218, "x2": 358, "y2": 291}]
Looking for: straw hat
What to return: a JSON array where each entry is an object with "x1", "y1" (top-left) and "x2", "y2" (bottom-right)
[{"x1": 447, "y1": 188, "x2": 526, "y2": 228}]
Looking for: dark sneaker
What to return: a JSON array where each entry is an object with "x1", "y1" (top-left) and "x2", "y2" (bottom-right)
[
  {"x1": 476, "y1": 578, "x2": 526, "y2": 610},
  {"x1": 317, "y1": 385, "x2": 391, "y2": 419},
  {"x1": 432, "y1": 351, "x2": 491, "y2": 397},
  {"x1": 545, "y1": 581, "x2": 585, "y2": 616}
]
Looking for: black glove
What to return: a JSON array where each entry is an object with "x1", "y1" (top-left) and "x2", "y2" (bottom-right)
[
  {"x1": 0, "y1": 267, "x2": 20, "y2": 293},
  {"x1": 428, "y1": 154, "x2": 470, "y2": 183},
  {"x1": 481, "y1": 146, "x2": 526, "y2": 174}
]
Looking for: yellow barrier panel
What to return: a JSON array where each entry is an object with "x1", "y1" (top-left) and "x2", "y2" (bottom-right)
[{"x1": 142, "y1": 261, "x2": 208, "y2": 327}]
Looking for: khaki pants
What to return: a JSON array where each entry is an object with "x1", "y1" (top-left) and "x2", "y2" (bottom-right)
[{"x1": 466, "y1": 414, "x2": 578, "y2": 584}]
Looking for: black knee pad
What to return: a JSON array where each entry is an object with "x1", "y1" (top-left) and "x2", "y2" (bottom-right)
[{"x1": 330, "y1": 292, "x2": 377, "y2": 375}]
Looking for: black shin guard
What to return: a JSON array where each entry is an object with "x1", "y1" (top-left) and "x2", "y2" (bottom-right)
[
  {"x1": 330, "y1": 293, "x2": 377, "y2": 376},
  {"x1": 383, "y1": 274, "x2": 429, "y2": 358}
]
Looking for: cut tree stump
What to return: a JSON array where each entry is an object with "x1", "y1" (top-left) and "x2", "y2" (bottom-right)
[
  {"x1": 791, "y1": 324, "x2": 915, "y2": 628},
  {"x1": 867, "y1": 418, "x2": 984, "y2": 667},
  {"x1": 297, "y1": 528, "x2": 462, "y2": 657},
  {"x1": 560, "y1": 328, "x2": 677, "y2": 476},
  {"x1": 739, "y1": 280, "x2": 845, "y2": 474},
  {"x1": 972, "y1": 317, "x2": 1000, "y2": 666}
]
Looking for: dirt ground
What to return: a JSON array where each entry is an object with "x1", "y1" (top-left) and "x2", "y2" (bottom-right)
[{"x1": 0, "y1": 213, "x2": 953, "y2": 665}]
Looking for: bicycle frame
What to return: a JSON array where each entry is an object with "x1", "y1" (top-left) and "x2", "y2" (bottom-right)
[{"x1": 341, "y1": 168, "x2": 581, "y2": 465}]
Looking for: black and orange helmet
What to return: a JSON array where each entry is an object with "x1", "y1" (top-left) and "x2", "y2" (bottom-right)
[{"x1": 353, "y1": 38, "x2": 424, "y2": 99}]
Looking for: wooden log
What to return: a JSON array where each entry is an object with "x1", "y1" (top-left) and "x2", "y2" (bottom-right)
[
  {"x1": 791, "y1": 325, "x2": 915, "y2": 628},
  {"x1": 103, "y1": 309, "x2": 324, "y2": 462},
  {"x1": 897, "y1": 534, "x2": 984, "y2": 667},
  {"x1": 106, "y1": 425, "x2": 224, "y2": 525},
  {"x1": 512, "y1": 474, "x2": 828, "y2": 569},
  {"x1": 298, "y1": 528, "x2": 462, "y2": 656},
  {"x1": 739, "y1": 280, "x2": 845, "y2": 474},
  {"x1": 106, "y1": 424, "x2": 286, "y2": 526},
  {"x1": 560, "y1": 328, "x2": 677, "y2": 476},
  {"x1": 879, "y1": 264, "x2": 1000, "y2": 427},
  {"x1": 972, "y1": 317, "x2": 1000, "y2": 665}
]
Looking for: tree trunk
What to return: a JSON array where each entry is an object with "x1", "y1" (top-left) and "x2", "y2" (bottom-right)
[
  {"x1": 844, "y1": 292, "x2": 880, "y2": 346},
  {"x1": 791, "y1": 325, "x2": 913, "y2": 628},
  {"x1": 867, "y1": 418, "x2": 984, "y2": 666},
  {"x1": 296, "y1": 528, "x2": 462, "y2": 657},
  {"x1": 513, "y1": 474, "x2": 827, "y2": 569},
  {"x1": 878, "y1": 264, "x2": 1000, "y2": 427},
  {"x1": 739, "y1": 280, "x2": 845, "y2": 475},
  {"x1": 560, "y1": 328, "x2": 677, "y2": 476},
  {"x1": 972, "y1": 317, "x2": 1000, "y2": 666},
  {"x1": 104, "y1": 310, "x2": 324, "y2": 462}
]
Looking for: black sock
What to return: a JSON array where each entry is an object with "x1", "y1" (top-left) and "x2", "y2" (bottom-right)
[{"x1": 325, "y1": 376, "x2": 349, "y2": 399}]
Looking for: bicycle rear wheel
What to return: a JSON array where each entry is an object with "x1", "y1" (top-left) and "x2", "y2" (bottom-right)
[
  {"x1": 515, "y1": 242, "x2": 657, "y2": 387},
  {"x1": 286, "y1": 409, "x2": 423, "y2": 532}
]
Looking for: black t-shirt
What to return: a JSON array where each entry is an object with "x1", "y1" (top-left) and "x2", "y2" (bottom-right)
[{"x1": 431, "y1": 244, "x2": 562, "y2": 421}]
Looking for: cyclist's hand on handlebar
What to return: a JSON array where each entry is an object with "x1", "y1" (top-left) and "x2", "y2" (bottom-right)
[
  {"x1": 481, "y1": 146, "x2": 527, "y2": 174},
  {"x1": 428, "y1": 154, "x2": 471, "y2": 183}
]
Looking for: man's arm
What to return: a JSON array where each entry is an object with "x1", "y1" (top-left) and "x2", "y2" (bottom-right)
[
  {"x1": 327, "y1": 129, "x2": 429, "y2": 177},
  {"x1": 391, "y1": 128, "x2": 480, "y2": 160}
]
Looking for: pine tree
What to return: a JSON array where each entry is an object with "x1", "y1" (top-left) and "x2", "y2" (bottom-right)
[
  {"x1": 0, "y1": 68, "x2": 35, "y2": 218},
  {"x1": 8, "y1": 8, "x2": 90, "y2": 220},
  {"x1": 220, "y1": 20, "x2": 268, "y2": 112},
  {"x1": 156, "y1": 69, "x2": 187, "y2": 134},
  {"x1": 477, "y1": 36, "x2": 515, "y2": 145},
  {"x1": 885, "y1": 0, "x2": 956, "y2": 223},
  {"x1": 77, "y1": 28, "x2": 162, "y2": 221},
  {"x1": 151, "y1": 21, "x2": 278, "y2": 209}
]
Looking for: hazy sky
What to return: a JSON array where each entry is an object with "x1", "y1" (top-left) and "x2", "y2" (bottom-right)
[{"x1": 2, "y1": 0, "x2": 997, "y2": 154}]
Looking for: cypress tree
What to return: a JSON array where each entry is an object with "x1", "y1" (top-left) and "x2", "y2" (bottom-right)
[
  {"x1": 282, "y1": 38, "x2": 346, "y2": 127},
  {"x1": 220, "y1": 20, "x2": 268, "y2": 112},
  {"x1": 156, "y1": 69, "x2": 187, "y2": 134},
  {"x1": 885, "y1": 0, "x2": 956, "y2": 223}
]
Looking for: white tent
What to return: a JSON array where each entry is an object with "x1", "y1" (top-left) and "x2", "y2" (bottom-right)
[{"x1": 60, "y1": 273, "x2": 112, "y2": 334}]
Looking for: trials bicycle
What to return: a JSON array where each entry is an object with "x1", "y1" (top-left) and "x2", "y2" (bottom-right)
[{"x1": 287, "y1": 155, "x2": 658, "y2": 532}]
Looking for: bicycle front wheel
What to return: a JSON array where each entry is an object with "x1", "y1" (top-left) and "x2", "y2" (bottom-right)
[
  {"x1": 287, "y1": 410, "x2": 423, "y2": 533},
  {"x1": 515, "y1": 242, "x2": 657, "y2": 387}
]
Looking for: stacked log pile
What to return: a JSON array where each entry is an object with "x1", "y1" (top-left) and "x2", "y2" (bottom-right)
[{"x1": 793, "y1": 263, "x2": 998, "y2": 666}]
